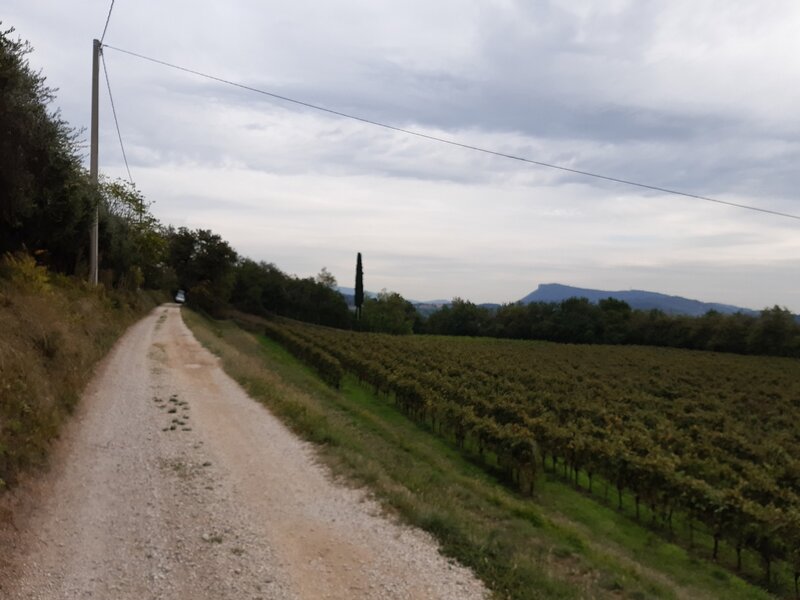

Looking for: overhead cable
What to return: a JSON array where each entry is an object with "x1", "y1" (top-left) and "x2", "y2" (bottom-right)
[
  {"x1": 101, "y1": 50, "x2": 134, "y2": 184},
  {"x1": 102, "y1": 43, "x2": 800, "y2": 222},
  {"x1": 100, "y1": 0, "x2": 115, "y2": 44}
]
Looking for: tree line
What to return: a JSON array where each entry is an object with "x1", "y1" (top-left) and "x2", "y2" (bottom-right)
[{"x1": 422, "y1": 296, "x2": 800, "y2": 358}]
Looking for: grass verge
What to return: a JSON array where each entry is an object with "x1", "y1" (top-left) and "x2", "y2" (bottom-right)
[{"x1": 184, "y1": 310, "x2": 774, "y2": 600}]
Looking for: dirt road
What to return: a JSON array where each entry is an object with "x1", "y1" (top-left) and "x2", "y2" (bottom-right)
[{"x1": 0, "y1": 306, "x2": 487, "y2": 599}]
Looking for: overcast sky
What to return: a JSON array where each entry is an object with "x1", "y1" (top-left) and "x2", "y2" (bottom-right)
[{"x1": 6, "y1": 1, "x2": 800, "y2": 309}]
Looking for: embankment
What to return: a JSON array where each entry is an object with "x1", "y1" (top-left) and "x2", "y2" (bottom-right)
[{"x1": 0, "y1": 253, "x2": 163, "y2": 489}]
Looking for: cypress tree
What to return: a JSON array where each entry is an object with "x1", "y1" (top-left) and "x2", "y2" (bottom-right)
[{"x1": 355, "y1": 252, "x2": 364, "y2": 321}]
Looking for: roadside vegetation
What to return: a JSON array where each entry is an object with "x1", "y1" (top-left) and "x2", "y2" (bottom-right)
[
  {"x1": 185, "y1": 310, "x2": 774, "y2": 600},
  {"x1": 0, "y1": 253, "x2": 163, "y2": 489}
]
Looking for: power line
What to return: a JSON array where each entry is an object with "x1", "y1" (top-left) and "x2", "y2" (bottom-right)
[
  {"x1": 100, "y1": 50, "x2": 134, "y2": 184},
  {"x1": 99, "y1": 0, "x2": 115, "y2": 44},
  {"x1": 101, "y1": 43, "x2": 800, "y2": 222}
]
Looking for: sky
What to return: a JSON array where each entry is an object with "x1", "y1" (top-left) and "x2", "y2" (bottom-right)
[{"x1": 5, "y1": 1, "x2": 800, "y2": 310}]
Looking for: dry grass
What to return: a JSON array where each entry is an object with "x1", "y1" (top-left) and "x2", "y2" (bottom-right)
[{"x1": 0, "y1": 253, "x2": 163, "y2": 489}]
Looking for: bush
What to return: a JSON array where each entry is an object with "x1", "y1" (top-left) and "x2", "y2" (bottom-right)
[{"x1": 0, "y1": 251, "x2": 51, "y2": 292}]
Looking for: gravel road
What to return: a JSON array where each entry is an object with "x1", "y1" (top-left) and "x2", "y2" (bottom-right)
[{"x1": 0, "y1": 305, "x2": 488, "y2": 599}]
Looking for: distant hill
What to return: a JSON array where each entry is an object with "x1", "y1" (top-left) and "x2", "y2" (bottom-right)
[
  {"x1": 520, "y1": 283, "x2": 759, "y2": 317},
  {"x1": 337, "y1": 286, "x2": 448, "y2": 309},
  {"x1": 336, "y1": 286, "x2": 378, "y2": 306},
  {"x1": 338, "y1": 283, "x2": 775, "y2": 318}
]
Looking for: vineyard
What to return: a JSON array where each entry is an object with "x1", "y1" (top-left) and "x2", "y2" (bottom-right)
[{"x1": 249, "y1": 315, "x2": 800, "y2": 593}]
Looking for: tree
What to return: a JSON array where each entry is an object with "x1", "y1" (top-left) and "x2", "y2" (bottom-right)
[
  {"x1": 748, "y1": 306, "x2": 799, "y2": 356},
  {"x1": 425, "y1": 298, "x2": 491, "y2": 336},
  {"x1": 285, "y1": 276, "x2": 351, "y2": 328},
  {"x1": 0, "y1": 26, "x2": 97, "y2": 274},
  {"x1": 232, "y1": 259, "x2": 288, "y2": 315},
  {"x1": 598, "y1": 297, "x2": 632, "y2": 344},
  {"x1": 355, "y1": 252, "x2": 364, "y2": 321},
  {"x1": 361, "y1": 290, "x2": 416, "y2": 334},
  {"x1": 316, "y1": 266, "x2": 337, "y2": 289},
  {"x1": 553, "y1": 297, "x2": 600, "y2": 343},
  {"x1": 164, "y1": 227, "x2": 237, "y2": 315},
  {"x1": 99, "y1": 177, "x2": 166, "y2": 288}
]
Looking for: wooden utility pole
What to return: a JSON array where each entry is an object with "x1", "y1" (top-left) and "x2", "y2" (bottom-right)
[{"x1": 89, "y1": 39, "x2": 100, "y2": 285}]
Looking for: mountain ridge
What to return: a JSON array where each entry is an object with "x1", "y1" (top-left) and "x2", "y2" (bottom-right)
[
  {"x1": 520, "y1": 283, "x2": 759, "y2": 316},
  {"x1": 337, "y1": 283, "x2": 777, "y2": 318}
]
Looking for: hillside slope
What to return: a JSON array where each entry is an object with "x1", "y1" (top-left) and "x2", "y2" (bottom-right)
[{"x1": 0, "y1": 254, "x2": 162, "y2": 490}]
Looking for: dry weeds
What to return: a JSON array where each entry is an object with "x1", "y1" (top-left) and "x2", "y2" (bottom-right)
[{"x1": 0, "y1": 252, "x2": 163, "y2": 489}]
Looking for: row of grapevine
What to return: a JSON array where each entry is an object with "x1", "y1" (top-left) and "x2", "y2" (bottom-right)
[{"x1": 260, "y1": 320, "x2": 343, "y2": 388}]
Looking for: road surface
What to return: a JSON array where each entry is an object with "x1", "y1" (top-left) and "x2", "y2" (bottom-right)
[{"x1": 0, "y1": 305, "x2": 487, "y2": 600}]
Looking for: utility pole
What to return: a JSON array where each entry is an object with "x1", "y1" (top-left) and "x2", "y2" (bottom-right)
[{"x1": 89, "y1": 38, "x2": 100, "y2": 285}]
